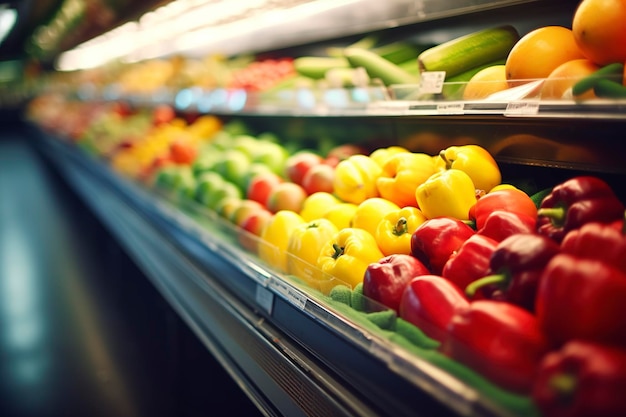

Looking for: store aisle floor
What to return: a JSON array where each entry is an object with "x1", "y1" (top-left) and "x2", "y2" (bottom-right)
[{"x1": 0, "y1": 123, "x2": 263, "y2": 417}]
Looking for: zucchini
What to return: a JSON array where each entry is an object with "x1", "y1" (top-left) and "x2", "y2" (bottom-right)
[
  {"x1": 294, "y1": 56, "x2": 350, "y2": 79},
  {"x1": 343, "y1": 47, "x2": 420, "y2": 86},
  {"x1": 371, "y1": 42, "x2": 428, "y2": 64},
  {"x1": 572, "y1": 63, "x2": 625, "y2": 97},
  {"x1": 593, "y1": 78, "x2": 626, "y2": 98}
]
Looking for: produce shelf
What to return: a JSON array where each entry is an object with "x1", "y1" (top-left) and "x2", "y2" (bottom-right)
[{"x1": 35, "y1": 128, "x2": 547, "y2": 417}]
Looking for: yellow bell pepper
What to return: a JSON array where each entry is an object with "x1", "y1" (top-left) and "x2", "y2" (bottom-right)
[
  {"x1": 415, "y1": 169, "x2": 477, "y2": 220},
  {"x1": 436, "y1": 144, "x2": 501, "y2": 192},
  {"x1": 333, "y1": 155, "x2": 382, "y2": 204},
  {"x1": 258, "y1": 210, "x2": 305, "y2": 273},
  {"x1": 369, "y1": 145, "x2": 410, "y2": 167},
  {"x1": 375, "y1": 206, "x2": 427, "y2": 256},
  {"x1": 323, "y1": 202, "x2": 359, "y2": 230},
  {"x1": 376, "y1": 152, "x2": 438, "y2": 208},
  {"x1": 317, "y1": 228, "x2": 384, "y2": 293},
  {"x1": 286, "y1": 219, "x2": 339, "y2": 286},
  {"x1": 351, "y1": 197, "x2": 400, "y2": 237},
  {"x1": 299, "y1": 192, "x2": 341, "y2": 222}
]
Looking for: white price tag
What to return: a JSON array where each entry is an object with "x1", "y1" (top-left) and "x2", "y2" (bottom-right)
[
  {"x1": 255, "y1": 284, "x2": 274, "y2": 315},
  {"x1": 269, "y1": 278, "x2": 307, "y2": 310},
  {"x1": 419, "y1": 71, "x2": 446, "y2": 94},
  {"x1": 505, "y1": 101, "x2": 540, "y2": 115},
  {"x1": 436, "y1": 102, "x2": 465, "y2": 114}
]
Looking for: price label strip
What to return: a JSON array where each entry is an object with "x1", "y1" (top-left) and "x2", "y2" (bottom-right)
[
  {"x1": 268, "y1": 277, "x2": 308, "y2": 310},
  {"x1": 504, "y1": 101, "x2": 540, "y2": 116}
]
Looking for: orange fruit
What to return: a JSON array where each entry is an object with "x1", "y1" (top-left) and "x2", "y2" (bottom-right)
[
  {"x1": 540, "y1": 58, "x2": 601, "y2": 100},
  {"x1": 505, "y1": 26, "x2": 586, "y2": 85},
  {"x1": 572, "y1": 0, "x2": 626, "y2": 66},
  {"x1": 463, "y1": 65, "x2": 509, "y2": 100}
]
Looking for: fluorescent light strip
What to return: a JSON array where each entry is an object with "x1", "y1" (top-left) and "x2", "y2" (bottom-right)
[
  {"x1": 0, "y1": 7, "x2": 17, "y2": 46},
  {"x1": 56, "y1": 0, "x2": 360, "y2": 71}
]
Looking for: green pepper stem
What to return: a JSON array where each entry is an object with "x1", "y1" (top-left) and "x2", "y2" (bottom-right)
[
  {"x1": 332, "y1": 243, "x2": 345, "y2": 260},
  {"x1": 537, "y1": 207, "x2": 566, "y2": 223},
  {"x1": 393, "y1": 217, "x2": 408, "y2": 236},
  {"x1": 465, "y1": 274, "x2": 506, "y2": 298},
  {"x1": 439, "y1": 150, "x2": 453, "y2": 170},
  {"x1": 548, "y1": 373, "x2": 577, "y2": 400}
]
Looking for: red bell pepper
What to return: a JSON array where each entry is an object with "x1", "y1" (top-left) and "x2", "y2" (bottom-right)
[
  {"x1": 560, "y1": 217, "x2": 626, "y2": 274},
  {"x1": 470, "y1": 188, "x2": 538, "y2": 230},
  {"x1": 410, "y1": 217, "x2": 475, "y2": 275},
  {"x1": 476, "y1": 210, "x2": 537, "y2": 242},
  {"x1": 537, "y1": 176, "x2": 625, "y2": 243},
  {"x1": 443, "y1": 300, "x2": 548, "y2": 394},
  {"x1": 536, "y1": 253, "x2": 626, "y2": 349},
  {"x1": 441, "y1": 233, "x2": 498, "y2": 291},
  {"x1": 532, "y1": 340, "x2": 626, "y2": 417},
  {"x1": 399, "y1": 275, "x2": 470, "y2": 344},
  {"x1": 363, "y1": 254, "x2": 430, "y2": 314},
  {"x1": 465, "y1": 233, "x2": 560, "y2": 311}
]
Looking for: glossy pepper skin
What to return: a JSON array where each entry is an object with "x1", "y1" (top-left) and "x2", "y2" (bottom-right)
[
  {"x1": 536, "y1": 254, "x2": 626, "y2": 349},
  {"x1": 399, "y1": 275, "x2": 470, "y2": 344},
  {"x1": 363, "y1": 254, "x2": 430, "y2": 313},
  {"x1": 470, "y1": 188, "x2": 538, "y2": 231},
  {"x1": 436, "y1": 144, "x2": 502, "y2": 193},
  {"x1": 375, "y1": 206, "x2": 427, "y2": 256},
  {"x1": 532, "y1": 340, "x2": 626, "y2": 417},
  {"x1": 258, "y1": 210, "x2": 305, "y2": 273},
  {"x1": 465, "y1": 233, "x2": 560, "y2": 311},
  {"x1": 441, "y1": 233, "x2": 498, "y2": 291},
  {"x1": 376, "y1": 152, "x2": 437, "y2": 208},
  {"x1": 317, "y1": 228, "x2": 384, "y2": 292},
  {"x1": 443, "y1": 300, "x2": 548, "y2": 394},
  {"x1": 415, "y1": 169, "x2": 477, "y2": 220},
  {"x1": 537, "y1": 176, "x2": 625, "y2": 243},
  {"x1": 333, "y1": 154, "x2": 382, "y2": 205},
  {"x1": 560, "y1": 218, "x2": 626, "y2": 273},
  {"x1": 286, "y1": 219, "x2": 339, "y2": 286},
  {"x1": 410, "y1": 217, "x2": 476, "y2": 275},
  {"x1": 476, "y1": 209, "x2": 536, "y2": 242}
]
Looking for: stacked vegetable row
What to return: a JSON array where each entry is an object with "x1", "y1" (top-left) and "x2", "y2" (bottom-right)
[
  {"x1": 26, "y1": 96, "x2": 626, "y2": 417},
  {"x1": 148, "y1": 120, "x2": 626, "y2": 417}
]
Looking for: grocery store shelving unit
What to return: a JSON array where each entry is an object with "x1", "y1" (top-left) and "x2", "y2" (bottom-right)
[{"x1": 32, "y1": 0, "x2": 626, "y2": 416}]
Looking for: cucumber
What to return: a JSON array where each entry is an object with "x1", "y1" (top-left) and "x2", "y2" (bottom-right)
[
  {"x1": 572, "y1": 63, "x2": 625, "y2": 97},
  {"x1": 343, "y1": 47, "x2": 420, "y2": 86},
  {"x1": 294, "y1": 56, "x2": 350, "y2": 79},
  {"x1": 593, "y1": 78, "x2": 626, "y2": 98},
  {"x1": 397, "y1": 59, "x2": 419, "y2": 76},
  {"x1": 370, "y1": 42, "x2": 427, "y2": 64},
  {"x1": 418, "y1": 25, "x2": 520, "y2": 78}
]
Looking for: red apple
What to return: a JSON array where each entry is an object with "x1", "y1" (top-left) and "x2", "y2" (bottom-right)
[
  {"x1": 267, "y1": 182, "x2": 307, "y2": 213},
  {"x1": 301, "y1": 163, "x2": 335, "y2": 195},
  {"x1": 239, "y1": 209, "x2": 273, "y2": 253},
  {"x1": 324, "y1": 144, "x2": 368, "y2": 167},
  {"x1": 246, "y1": 172, "x2": 284, "y2": 208},
  {"x1": 285, "y1": 152, "x2": 324, "y2": 185},
  {"x1": 230, "y1": 199, "x2": 266, "y2": 227}
]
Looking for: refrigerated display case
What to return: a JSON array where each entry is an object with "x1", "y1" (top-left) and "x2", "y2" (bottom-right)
[{"x1": 15, "y1": 0, "x2": 626, "y2": 416}]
